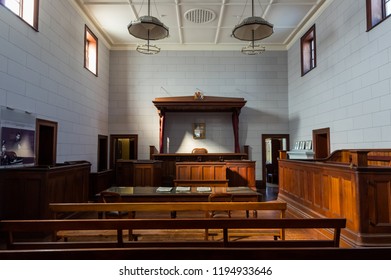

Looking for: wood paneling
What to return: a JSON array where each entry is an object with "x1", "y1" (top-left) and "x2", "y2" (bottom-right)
[
  {"x1": 0, "y1": 161, "x2": 91, "y2": 220},
  {"x1": 116, "y1": 160, "x2": 162, "y2": 187},
  {"x1": 175, "y1": 161, "x2": 256, "y2": 188},
  {"x1": 150, "y1": 145, "x2": 250, "y2": 186},
  {"x1": 175, "y1": 162, "x2": 228, "y2": 187},
  {"x1": 278, "y1": 149, "x2": 391, "y2": 246},
  {"x1": 226, "y1": 160, "x2": 256, "y2": 188}
]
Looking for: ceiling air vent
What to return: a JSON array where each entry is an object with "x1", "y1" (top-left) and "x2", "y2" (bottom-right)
[{"x1": 184, "y1": 8, "x2": 216, "y2": 24}]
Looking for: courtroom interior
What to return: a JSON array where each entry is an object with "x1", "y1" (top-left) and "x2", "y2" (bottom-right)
[{"x1": 1, "y1": 0, "x2": 391, "y2": 259}]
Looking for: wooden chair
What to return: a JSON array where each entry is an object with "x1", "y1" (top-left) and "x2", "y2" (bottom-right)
[
  {"x1": 207, "y1": 193, "x2": 233, "y2": 218},
  {"x1": 99, "y1": 191, "x2": 128, "y2": 218},
  {"x1": 205, "y1": 193, "x2": 233, "y2": 240},
  {"x1": 192, "y1": 148, "x2": 208, "y2": 154}
]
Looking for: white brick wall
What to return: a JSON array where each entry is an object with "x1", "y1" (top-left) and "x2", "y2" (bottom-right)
[
  {"x1": 0, "y1": 0, "x2": 110, "y2": 171},
  {"x1": 288, "y1": 0, "x2": 391, "y2": 151},
  {"x1": 109, "y1": 50, "x2": 289, "y2": 180}
]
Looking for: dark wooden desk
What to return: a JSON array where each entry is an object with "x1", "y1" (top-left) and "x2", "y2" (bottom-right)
[{"x1": 100, "y1": 186, "x2": 262, "y2": 202}]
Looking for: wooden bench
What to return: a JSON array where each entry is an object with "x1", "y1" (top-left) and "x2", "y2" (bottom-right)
[
  {"x1": 49, "y1": 201, "x2": 287, "y2": 240},
  {"x1": 1, "y1": 246, "x2": 390, "y2": 260},
  {"x1": 0, "y1": 217, "x2": 346, "y2": 250}
]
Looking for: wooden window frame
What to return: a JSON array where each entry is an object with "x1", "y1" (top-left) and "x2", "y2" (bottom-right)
[
  {"x1": 300, "y1": 24, "x2": 316, "y2": 77},
  {"x1": 84, "y1": 25, "x2": 98, "y2": 76},
  {"x1": 367, "y1": 0, "x2": 391, "y2": 31},
  {"x1": 0, "y1": 0, "x2": 39, "y2": 30}
]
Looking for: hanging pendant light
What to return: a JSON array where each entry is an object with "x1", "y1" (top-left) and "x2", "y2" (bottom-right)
[
  {"x1": 232, "y1": 0, "x2": 273, "y2": 54},
  {"x1": 127, "y1": 0, "x2": 169, "y2": 54}
]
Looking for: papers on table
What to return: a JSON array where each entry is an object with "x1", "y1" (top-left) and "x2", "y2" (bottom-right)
[
  {"x1": 156, "y1": 187, "x2": 173, "y2": 193},
  {"x1": 176, "y1": 186, "x2": 191, "y2": 193},
  {"x1": 196, "y1": 186, "x2": 211, "y2": 192}
]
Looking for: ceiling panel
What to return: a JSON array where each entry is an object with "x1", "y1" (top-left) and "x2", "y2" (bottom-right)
[{"x1": 75, "y1": 0, "x2": 327, "y2": 50}]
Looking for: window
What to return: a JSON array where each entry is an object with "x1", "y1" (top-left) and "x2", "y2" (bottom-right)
[
  {"x1": 367, "y1": 0, "x2": 391, "y2": 30},
  {"x1": 84, "y1": 25, "x2": 98, "y2": 76},
  {"x1": 300, "y1": 24, "x2": 316, "y2": 76},
  {"x1": 0, "y1": 0, "x2": 39, "y2": 30}
]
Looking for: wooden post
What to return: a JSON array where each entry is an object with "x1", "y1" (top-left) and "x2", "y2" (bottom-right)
[
  {"x1": 349, "y1": 150, "x2": 369, "y2": 167},
  {"x1": 279, "y1": 150, "x2": 287, "y2": 160}
]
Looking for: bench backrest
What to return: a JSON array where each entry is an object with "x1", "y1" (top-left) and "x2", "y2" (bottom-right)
[
  {"x1": 1, "y1": 217, "x2": 346, "y2": 249},
  {"x1": 49, "y1": 201, "x2": 287, "y2": 215}
]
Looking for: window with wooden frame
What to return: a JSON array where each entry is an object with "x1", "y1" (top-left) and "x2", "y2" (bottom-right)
[
  {"x1": 0, "y1": 0, "x2": 39, "y2": 30},
  {"x1": 367, "y1": 0, "x2": 391, "y2": 30},
  {"x1": 84, "y1": 25, "x2": 98, "y2": 76},
  {"x1": 300, "y1": 24, "x2": 316, "y2": 76}
]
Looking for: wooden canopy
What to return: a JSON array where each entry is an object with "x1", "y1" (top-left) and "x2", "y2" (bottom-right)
[
  {"x1": 152, "y1": 96, "x2": 247, "y2": 153},
  {"x1": 152, "y1": 95, "x2": 246, "y2": 113}
]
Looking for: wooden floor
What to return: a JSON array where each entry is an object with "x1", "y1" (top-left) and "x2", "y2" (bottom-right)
[{"x1": 0, "y1": 185, "x2": 352, "y2": 248}]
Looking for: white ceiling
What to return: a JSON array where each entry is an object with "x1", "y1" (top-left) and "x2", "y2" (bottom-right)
[{"x1": 74, "y1": 0, "x2": 328, "y2": 51}]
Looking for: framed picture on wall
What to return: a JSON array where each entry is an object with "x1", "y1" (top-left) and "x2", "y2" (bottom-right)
[{"x1": 193, "y1": 123, "x2": 205, "y2": 139}]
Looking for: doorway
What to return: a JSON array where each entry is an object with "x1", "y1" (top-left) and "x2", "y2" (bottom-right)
[
  {"x1": 109, "y1": 134, "x2": 138, "y2": 170},
  {"x1": 261, "y1": 134, "x2": 289, "y2": 188},
  {"x1": 97, "y1": 135, "x2": 108, "y2": 172},
  {"x1": 312, "y1": 127, "x2": 330, "y2": 159},
  {"x1": 35, "y1": 119, "x2": 58, "y2": 166}
]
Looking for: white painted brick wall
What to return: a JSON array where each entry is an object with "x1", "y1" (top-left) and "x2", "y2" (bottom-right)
[
  {"x1": 0, "y1": 0, "x2": 110, "y2": 171},
  {"x1": 288, "y1": 0, "x2": 391, "y2": 150},
  {"x1": 109, "y1": 50, "x2": 289, "y2": 180}
]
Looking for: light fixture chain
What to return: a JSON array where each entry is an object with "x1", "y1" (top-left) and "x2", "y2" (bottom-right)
[
  {"x1": 237, "y1": 0, "x2": 249, "y2": 25},
  {"x1": 153, "y1": 0, "x2": 162, "y2": 19},
  {"x1": 135, "y1": 0, "x2": 145, "y2": 18}
]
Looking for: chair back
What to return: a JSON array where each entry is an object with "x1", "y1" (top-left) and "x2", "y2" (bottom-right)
[
  {"x1": 208, "y1": 193, "x2": 233, "y2": 218},
  {"x1": 192, "y1": 148, "x2": 208, "y2": 154},
  {"x1": 100, "y1": 191, "x2": 122, "y2": 203}
]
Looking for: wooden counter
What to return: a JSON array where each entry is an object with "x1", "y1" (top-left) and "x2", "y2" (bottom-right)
[
  {"x1": 0, "y1": 161, "x2": 91, "y2": 220},
  {"x1": 278, "y1": 149, "x2": 391, "y2": 247},
  {"x1": 149, "y1": 145, "x2": 253, "y2": 187},
  {"x1": 175, "y1": 162, "x2": 228, "y2": 187},
  {"x1": 116, "y1": 160, "x2": 162, "y2": 186}
]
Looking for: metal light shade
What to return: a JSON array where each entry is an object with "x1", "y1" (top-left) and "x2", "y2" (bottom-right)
[
  {"x1": 232, "y1": 16, "x2": 273, "y2": 41},
  {"x1": 128, "y1": 15, "x2": 169, "y2": 40}
]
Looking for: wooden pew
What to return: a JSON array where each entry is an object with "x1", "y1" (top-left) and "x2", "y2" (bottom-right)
[
  {"x1": 0, "y1": 217, "x2": 346, "y2": 250},
  {"x1": 49, "y1": 201, "x2": 287, "y2": 240}
]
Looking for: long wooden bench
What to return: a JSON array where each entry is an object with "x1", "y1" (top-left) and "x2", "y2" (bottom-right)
[
  {"x1": 0, "y1": 218, "x2": 346, "y2": 250},
  {"x1": 49, "y1": 201, "x2": 287, "y2": 240}
]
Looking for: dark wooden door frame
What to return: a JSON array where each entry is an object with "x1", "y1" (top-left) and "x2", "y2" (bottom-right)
[
  {"x1": 97, "y1": 134, "x2": 108, "y2": 172},
  {"x1": 312, "y1": 127, "x2": 330, "y2": 159},
  {"x1": 35, "y1": 118, "x2": 58, "y2": 166},
  {"x1": 109, "y1": 134, "x2": 138, "y2": 170},
  {"x1": 261, "y1": 134, "x2": 290, "y2": 188}
]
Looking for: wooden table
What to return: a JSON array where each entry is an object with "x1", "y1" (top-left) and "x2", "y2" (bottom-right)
[{"x1": 99, "y1": 186, "x2": 262, "y2": 202}]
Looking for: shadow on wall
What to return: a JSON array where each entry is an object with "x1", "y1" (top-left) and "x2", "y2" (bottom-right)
[{"x1": 161, "y1": 108, "x2": 289, "y2": 156}]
